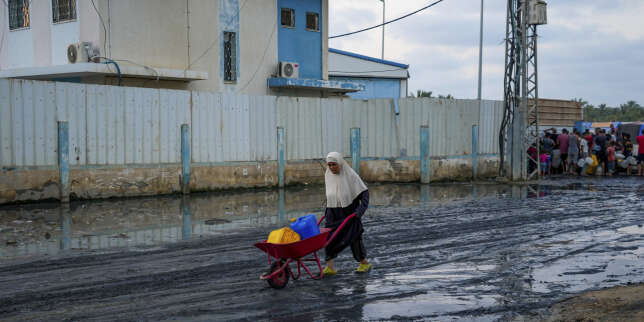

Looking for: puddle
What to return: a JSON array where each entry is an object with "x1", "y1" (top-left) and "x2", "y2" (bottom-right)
[
  {"x1": 1, "y1": 178, "x2": 643, "y2": 321},
  {"x1": 617, "y1": 224, "x2": 644, "y2": 235},
  {"x1": 531, "y1": 226, "x2": 644, "y2": 294},
  {"x1": 0, "y1": 183, "x2": 513, "y2": 260},
  {"x1": 362, "y1": 292, "x2": 500, "y2": 321}
]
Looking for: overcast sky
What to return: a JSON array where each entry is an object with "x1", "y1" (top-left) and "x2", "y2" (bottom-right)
[{"x1": 329, "y1": 0, "x2": 644, "y2": 107}]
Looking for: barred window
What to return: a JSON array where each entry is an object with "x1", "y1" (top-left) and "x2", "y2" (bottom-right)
[
  {"x1": 52, "y1": 0, "x2": 77, "y2": 23},
  {"x1": 223, "y1": 32, "x2": 237, "y2": 82},
  {"x1": 306, "y1": 12, "x2": 319, "y2": 31},
  {"x1": 8, "y1": 0, "x2": 30, "y2": 30},
  {"x1": 281, "y1": 8, "x2": 294, "y2": 28}
]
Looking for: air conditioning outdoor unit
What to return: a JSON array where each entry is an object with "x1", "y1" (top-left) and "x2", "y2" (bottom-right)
[
  {"x1": 279, "y1": 61, "x2": 299, "y2": 78},
  {"x1": 67, "y1": 42, "x2": 101, "y2": 63}
]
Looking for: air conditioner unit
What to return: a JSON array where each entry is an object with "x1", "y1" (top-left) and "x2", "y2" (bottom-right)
[
  {"x1": 67, "y1": 42, "x2": 100, "y2": 63},
  {"x1": 279, "y1": 61, "x2": 299, "y2": 78},
  {"x1": 67, "y1": 42, "x2": 89, "y2": 63}
]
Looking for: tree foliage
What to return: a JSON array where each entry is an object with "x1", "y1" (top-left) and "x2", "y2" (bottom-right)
[
  {"x1": 574, "y1": 98, "x2": 644, "y2": 122},
  {"x1": 410, "y1": 90, "x2": 454, "y2": 99}
]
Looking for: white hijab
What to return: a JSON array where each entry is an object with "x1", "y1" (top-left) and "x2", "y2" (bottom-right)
[{"x1": 325, "y1": 152, "x2": 368, "y2": 208}]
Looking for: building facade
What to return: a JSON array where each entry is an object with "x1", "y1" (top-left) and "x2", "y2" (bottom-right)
[
  {"x1": 0, "y1": 0, "x2": 359, "y2": 96},
  {"x1": 328, "y1": 48, "x2": 409, "y2": 99}
]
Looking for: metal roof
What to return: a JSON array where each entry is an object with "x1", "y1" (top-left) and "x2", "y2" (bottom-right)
[{"x1": 328, "y1": 48, "x2": 409, "y2": 69}]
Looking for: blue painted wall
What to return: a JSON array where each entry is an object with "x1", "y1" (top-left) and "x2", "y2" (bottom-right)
[
  {"x1": 219, "y1": 0, "x2": 240, "y2": 82},
  {"x1": 278, "y1": 0, "x2": 322, "y2": 79},
  {"x1": 331, "y1": 77, "x2": 401, "y2": 99}
]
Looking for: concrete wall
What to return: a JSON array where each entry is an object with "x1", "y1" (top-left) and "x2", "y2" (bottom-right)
[
  {"x1": 1, "y1": 156, "x2": 499, "y2": 204},
  {"x1": 0, "y1": 79, "x2": 503, "y2": 204}
]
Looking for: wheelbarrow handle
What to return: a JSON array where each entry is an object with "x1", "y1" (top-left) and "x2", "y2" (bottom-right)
[{"x1": 323, "y1": 213, "x2": 356, "y2": 248}]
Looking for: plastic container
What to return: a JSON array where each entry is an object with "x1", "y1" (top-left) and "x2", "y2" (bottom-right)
[
  {"x1": 267, "y1": 227, "x2": 301, "y2": 244},
  {"x1": 290, "y1": 214, "x2": 320, "y2": 240}
]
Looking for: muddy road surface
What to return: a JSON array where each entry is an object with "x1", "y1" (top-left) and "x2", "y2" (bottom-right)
[{"x1": 0, "y1": 178, "x2": 643, "y2": 321}]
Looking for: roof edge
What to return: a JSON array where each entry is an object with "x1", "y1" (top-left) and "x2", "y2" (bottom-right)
[{"x1": 329, "y1": 48, "x2": 409, "y2": 69}]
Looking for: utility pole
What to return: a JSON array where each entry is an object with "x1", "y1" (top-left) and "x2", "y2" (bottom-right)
[
  {"x1": 500, "y1": 0, "x2": 547, "y2": 180},
  {"x1": 477, "y1": 0, "x2": 484, "y2": 101},
  {"x1": 380, "y1": 0, "x2": 385, "y2": 59}
]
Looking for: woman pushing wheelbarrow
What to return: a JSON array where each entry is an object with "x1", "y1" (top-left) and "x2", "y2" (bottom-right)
[
  {"x1": 322, "y1": 151, "x2": 371, "y2": 275},
  {"x1": 254, "y1": 152, "x2": 371, "y2": 289}
]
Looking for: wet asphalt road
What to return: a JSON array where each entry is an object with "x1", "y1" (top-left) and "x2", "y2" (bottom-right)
[{"x1": 0, "y1": 178, "x2": 643, "y2": 321}]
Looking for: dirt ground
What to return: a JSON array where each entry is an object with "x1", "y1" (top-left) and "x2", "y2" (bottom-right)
[
  {"x1": 537, "y1": 283, "x2": 644, "y2": 322},
  {"x1": 0, "y1": 178, "x2": 642, "y2": 321}
]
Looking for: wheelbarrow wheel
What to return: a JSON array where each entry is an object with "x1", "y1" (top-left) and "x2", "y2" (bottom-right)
[{"x1": 267, "y1": 261, "x2": 290, "y2": 289}]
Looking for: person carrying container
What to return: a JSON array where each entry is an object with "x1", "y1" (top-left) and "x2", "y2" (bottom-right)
[{"x1": 323, "y1": 152, "x2": 371, "y2": 275}]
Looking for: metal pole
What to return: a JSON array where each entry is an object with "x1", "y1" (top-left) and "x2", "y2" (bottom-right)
[
  {"x1": 477, "y1": 0, "x2": 484, "y2": 100},
  {"x1": 381, "y1": 0, "x2": 385, "y2": 59},
  {"x1": 519, "y1": 0, "x2": 528, "y2": 180},
  {"x1": 351, "y1": 128, "x2": 361, "y2": 175},
  {"x1": 476, "y1": 0, "x2": 483, "y2": 181},
  {"x1": 181, "y1": 124, "x2": 191, "y2": 194},
  {"x1": 58, "y1": 121, "x2": 70, "y2": 203},
  {"x1": 420, "y1": 126, "x2": 430, "y2": 184},
  {"x1": 277, "y1": 127, "x2": 285, "y2": 188},
  {"x1": 472, "y1": 124, "x2": 479, "y2": 179}
]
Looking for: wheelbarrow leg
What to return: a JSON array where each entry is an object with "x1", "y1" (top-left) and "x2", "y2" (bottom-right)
[{"x1": 302, "y1": 251, "x2": 324, "y2": 280}]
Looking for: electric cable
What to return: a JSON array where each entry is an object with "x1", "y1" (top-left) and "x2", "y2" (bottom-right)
[
  {"x1": 236, "y1": 19, "x2": 277, "y2": 93},
  {"x1": 112, "y1": 58, "x2": 160, "y2": 81},
  {"x1": 90, "y1": 0, "x2": 108, "y2": 57},
  {"x1": 329, "y1": 0, "x2": 446, "y2": 39},
  {"x1": 97, "y1": 57, "x2": 121, "y2": 86}
]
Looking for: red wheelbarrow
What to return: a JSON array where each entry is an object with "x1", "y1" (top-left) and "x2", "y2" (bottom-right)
[{"x1": 254, "y1": 213, "x2": 356, "y2": 289}]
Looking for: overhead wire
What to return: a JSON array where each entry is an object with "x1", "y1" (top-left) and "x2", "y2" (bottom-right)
[
  {"x1": 90, "y1": 0, "x2": 108, "y2": 57},
  {"x1": 329, "y1": 0, "x2": 446, "y2": 39},
  {"x1": 236, "y1": 20, "x2": 277, "y2": 93}
]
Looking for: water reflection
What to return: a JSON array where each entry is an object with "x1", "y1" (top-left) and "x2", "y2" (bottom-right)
[
  {"x1": 0, "y1": 183, "x2": 523, "y2": 259},
  {"x1": 181, "y1": 196, "x2": 191, "y2": 241}
]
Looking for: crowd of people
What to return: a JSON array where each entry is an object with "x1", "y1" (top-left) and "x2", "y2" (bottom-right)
[{"x1": 529, "y1": 125, "x2": 644, "y2": 177}]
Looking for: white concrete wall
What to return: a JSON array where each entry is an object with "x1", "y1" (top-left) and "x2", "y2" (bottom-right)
[
  {"x1": 328, "y1": 51, "x2": 408, "y2": 79},
  {"x1": 1, "y1": 1, "x2": 331, "y2": 96},
  {"x1": 0, "y1": 0, "x2": 100, "y2": 69}
]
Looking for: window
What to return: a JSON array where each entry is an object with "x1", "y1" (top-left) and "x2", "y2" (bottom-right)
[
  {"x1": 8, "y1": 0, "x2": 30, "y2": 30},
  {"x1": 306, "y1": 12, "x2": 319, "y2": 31},
  {"x1": 281, "y1": 8, "x2": 294, "y2": 28},
  {"x1": 52, "y1": 0, "x2": 77, "y2": 23},
  {"x1": 223, "y1": 31, "x2": 237, "y2": 82}
]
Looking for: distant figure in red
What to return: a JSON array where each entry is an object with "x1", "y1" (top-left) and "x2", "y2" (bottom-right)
[{"x1": 637, "y1": 130, "x2": 644, "y2": 176}]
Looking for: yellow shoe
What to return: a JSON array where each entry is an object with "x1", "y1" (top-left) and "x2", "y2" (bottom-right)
[
  {"x1": 323, "y1": 266, "x2": 337, "y2": 276},
  {"x1": 356, "y1": 263, "x2": 372, "y2": 273}
]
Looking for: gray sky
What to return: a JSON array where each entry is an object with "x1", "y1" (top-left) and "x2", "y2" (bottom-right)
[{"x1": 329, "y1": 0, "x2": 644, "y2": 107}]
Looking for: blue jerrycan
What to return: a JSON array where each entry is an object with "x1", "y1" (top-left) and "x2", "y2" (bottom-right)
[{"x1": 290, "y1": 214, "x2": 320, "y2": 240}]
